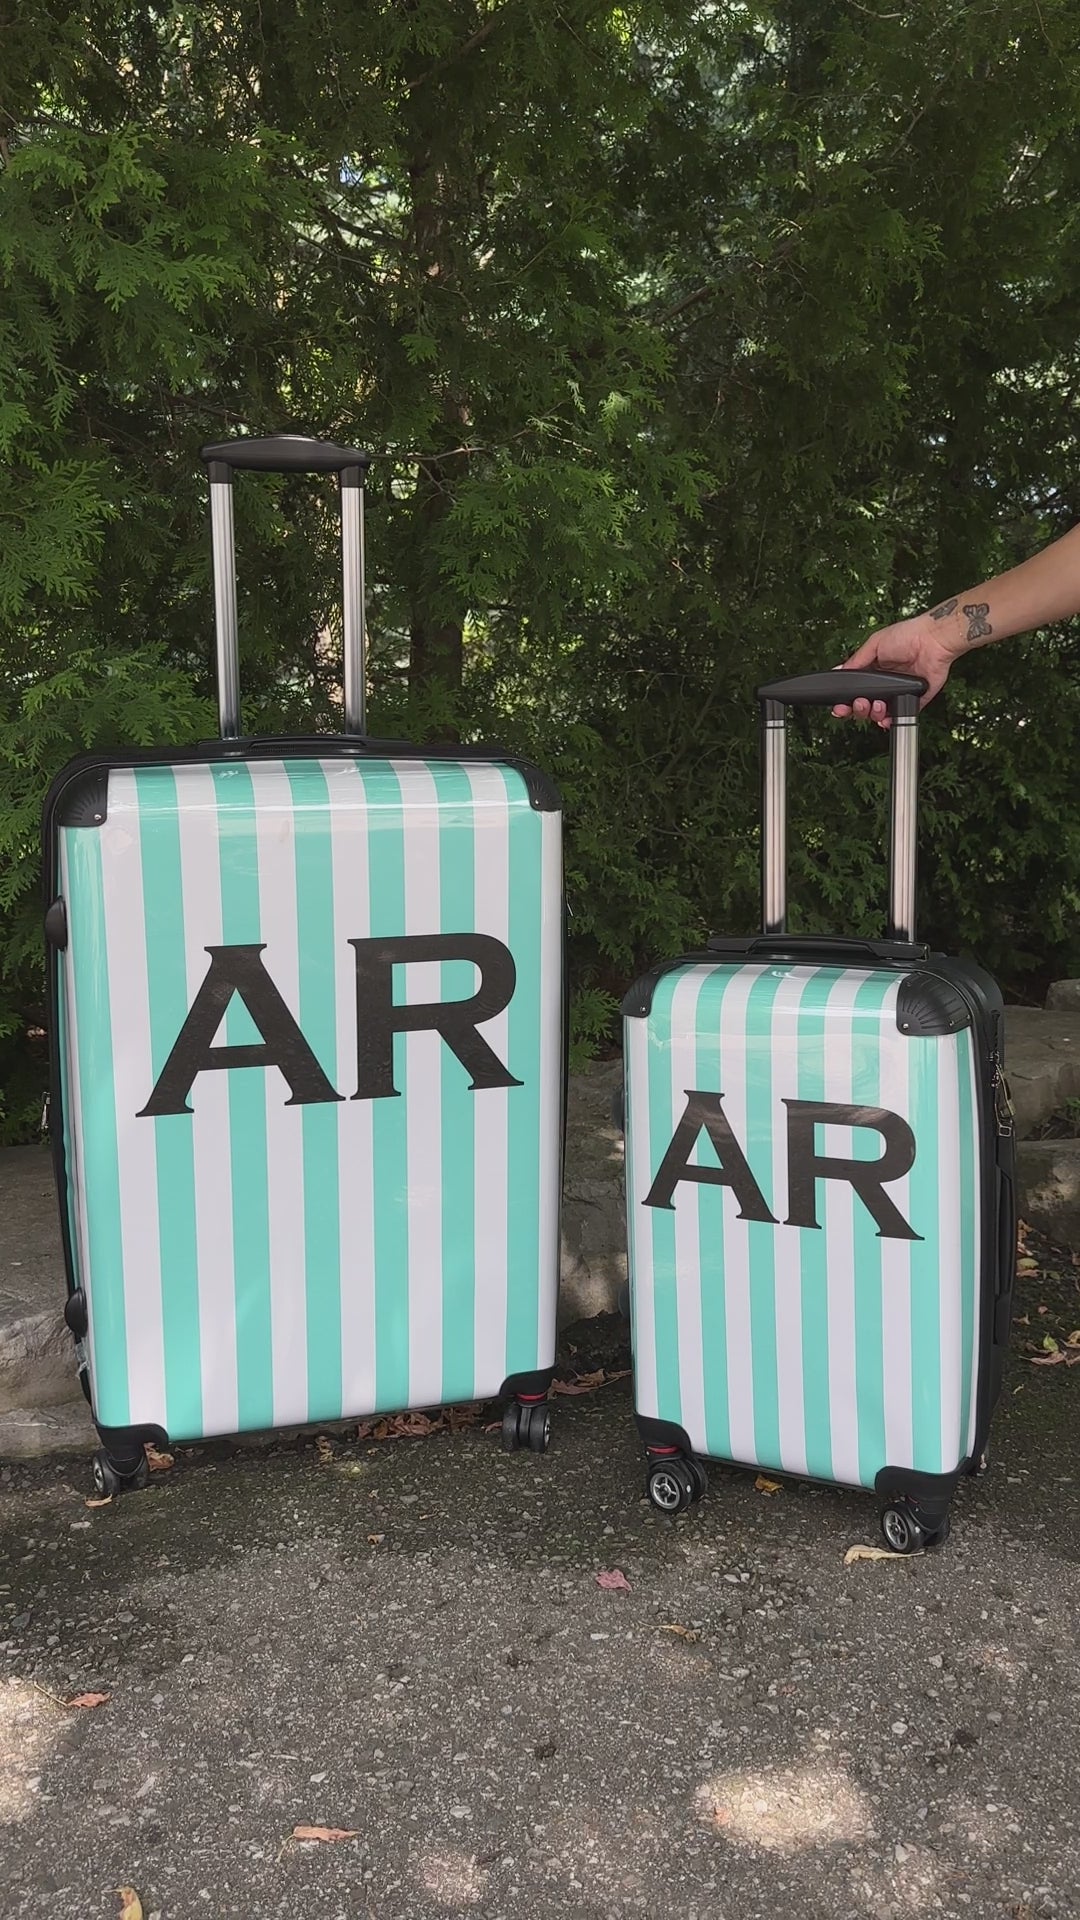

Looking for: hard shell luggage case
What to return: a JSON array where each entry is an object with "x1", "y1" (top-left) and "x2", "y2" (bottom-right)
[
  {"x1": 621, "y1": 671, "x2": 1015, "y2": 1550},
  {"x1": 43, "y1": 436, "x2": 565, "y2": 1493}
]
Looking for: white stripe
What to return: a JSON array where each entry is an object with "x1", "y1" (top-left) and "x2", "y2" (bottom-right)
[
  {"x1": 326, "y1": 759, "x2": 377, "y2": 1421},
  {"x1": 878, "y1": 1013, "x2": 914, "y2": 1472},
  {"x1": 821, "y1": 971, "x2": 874, "y2": 1489},
  {"x1": 536, "y1": 811, "x2": 563, "y2": 1371},
  {"x1": 97, "y1": 772, "x2": 167, "y2": 1429},
  {"x1": 625, "y1": 1008, "x2": 657, "y2": 1420},
  {"x1": 402, "y1": 765, "x2": 445, "y2": 1411},
  {"x1": 467, "y1": 763, "x2": 512, "y2": 1396},
  {"x1": 965, "y1": 1036, "x2": 984, "y2": 1459},
  {"x1": 718, "y1": 964, "x2": 773, "y2": 1466},
  {"x1": 57, "y1": 844, "x2": 98, "y2": 1400},
  {"x1": 936, "y1": 1033, "x2": 965, "y2": 1471},
  {"x1": 669, "y1": 969, "x2": 710, "y2": 1456},
  {"x1": 244, "y1": 763, "x2": 309, "y2": 1430},
  {"x1": 173, "y1": 764, "x2": 237, "y2": 1438},
  {"x1": 768, "y1": 968, "x2": 818, "y2": 1478}
]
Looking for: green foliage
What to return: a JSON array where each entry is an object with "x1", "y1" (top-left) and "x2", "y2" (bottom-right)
[{"x1": 3, "y1": 0, "x2": 1080, "y2": 1137}]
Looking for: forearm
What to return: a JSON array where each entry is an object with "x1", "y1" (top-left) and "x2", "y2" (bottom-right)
[{"x1": 930, "y1": 522, "x2": 1080, "y2": 657}]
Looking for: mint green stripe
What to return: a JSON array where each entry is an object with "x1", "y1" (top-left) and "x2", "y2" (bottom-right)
[
  {"x1": 285, "y1": 761, "x2": 342, "y2": 1423},
  {"x1": 794, "y1": 969, "x2": 836, "y2": 1482},
  {"x1": 356, "y1": 762, "x2": 411, "y2": 1412},
  {"x1": 503, "y1": 769, "x2": 542, "y2": 1378},
  {"x1": 431, "y1": 763, "x2": 477, "y2": 1405},
  {"x1": 908, "y1": 1034, "x2": 942, "y2": 1472},
  {"x1": 695, "y1": 968, "x2": 733, "y2": 1460},
  {"x1": 211, "y1": 764, "x2": 273, "y2": 1433},
  {"x1": 64, "y1": 828, "x2": 129, "y2": 1425},
  {"x1": 647, "y1": 971, "x2": 682, "y2": 1425},
  {"x1": 55, "y1": 959, "x2": 82, "y2": 1291},
  {"x1": 956, "y1": 1032, "x2": 978, "y2": 1452},
  {"x1": 134, "y1": 768, "x2": 203, "y2": 1441},
  {"x1": 745, "y1": 969, "x2": 784, "y2": 1467},
  {"x1": 850, "y1": 974, "x2": 893, "y2": 1486}
]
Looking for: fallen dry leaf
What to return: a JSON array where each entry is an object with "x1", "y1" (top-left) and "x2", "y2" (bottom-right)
[
  {"x1": 366, "y1": 1533, "x2": 385, "y2": 1545},
  {"x1": 657, "y1": 1623, "x2": 701, "y2": 1643},
  {"x1": 1017, "y1": 1257, "x2": 1040, "y2": 1276},
  {"x1": 1037, "y1": 1304, "x2": 1050, "y2": 1316},
  {"x1": 596, "y1": 1568, "x2": 632, "y2": 1593},
  {"x1": 844, "y1": 1544, "x2": 906, "y2": 1565},
  {"x1": 66, "y1": 1691, "x2": 110, "y2": 1710},
  {"x1": 754, "y1": 1475, "x2": 782, "y2": 1495},
  {"x1": 551, "y1": 1368, "x2": 630, "y2": 1396},
  {"x1": 144, "y1": 1443, "x2": 173, "y2": 1472},
  {"x1": 115, "y1": 1888, "x2": 143, "y2": 1920},
  {"x1": 1066, "y1": 1330, "x2": 1080, "y2": 1348},
  {"x1": 315, "y1": 1435, "x2": 335, "y2": 1464},
  {"x1": 84, "y1": 1495, "x2": 113, "y2": 1510},
  {"x1": 292, "y1": 1825, "x2": 358, "y2": 1844}
]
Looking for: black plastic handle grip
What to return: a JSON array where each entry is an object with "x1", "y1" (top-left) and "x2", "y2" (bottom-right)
[
  {"x1": 708, "y1": 934, "x2": 928, "y2": 965},
  {"x1": 757, "y1": 669, "x2": 927, "y2": 708},
  {"x1": 201, "y1": 434, "x2": 372, "y2": 475}
]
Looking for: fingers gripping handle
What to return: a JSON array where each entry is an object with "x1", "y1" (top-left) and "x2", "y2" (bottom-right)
[
  {"x1": 201, "y1": 436, "x2": 371, "y2": 739},
  {"x1": 757, "y1": 671, "x2": 925, "y2": 943}
]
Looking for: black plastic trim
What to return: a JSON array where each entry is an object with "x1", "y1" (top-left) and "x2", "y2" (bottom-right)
[
  {"x1": 874, "y1": 1465, "x2": 958, "y2": 1524},
  {"x1": 63, "y1": 1289, "x2": 87, "y2": 1338},
  {"x1": 44, "y1": 899, "x2": 68, "y2": 949},
  {"x1": 53, "y1": 768, "x2": 109, "y2": 827},
  {"x1": 708, "y1": 934, "x2": 928, "y2": 967},
  {"x1": 621, "y1": 952, "x2": 712, "y2": 1019},
  {"x1": 757, "y1": 669, "x2": 927, "y2": 708},
  {"x1": 895, "y1": 971, "x2": 973, "y2": 1036},
  {"x1": 636, "y1": 1412, "x2": 694, "y2": 1456},
  {"x1": 95, "y1": 1422, "x2": 169, "y2": 1471},
  {"x1": 200, "y1": 435, "x2": 372, "y2": 475},
  {"x1": 500, "y1": 1368, "x2": 554, "y2": 1403}
]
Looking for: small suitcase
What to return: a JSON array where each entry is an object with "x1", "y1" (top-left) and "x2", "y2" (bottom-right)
[
  {"x1": 621, "y1": 670, "x2": 1015, "y2": 1550},
  {"x1": 43, "y1": 435, "x2": 565, "y2": 1493}
]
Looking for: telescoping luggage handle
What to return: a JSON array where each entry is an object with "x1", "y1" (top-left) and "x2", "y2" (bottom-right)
[
  {"x1": 201, "y1": 435, "x2": 372, "y2": 740},
  {"x1": 756, "y1": 669, "x2": 927, "y2": 945}
]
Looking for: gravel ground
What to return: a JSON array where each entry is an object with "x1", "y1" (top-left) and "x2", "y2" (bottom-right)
[{"x1": 0, "y1": 1262, "x2": 1078, "y2": 1920}]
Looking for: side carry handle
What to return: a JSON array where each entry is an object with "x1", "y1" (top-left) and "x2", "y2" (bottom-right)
[
  {"x1": 200, "y1": 435, "x2": 372, "y2": 740},
  {"x1": 756, "y1": 668, "x2": 928, "y2": 945}
]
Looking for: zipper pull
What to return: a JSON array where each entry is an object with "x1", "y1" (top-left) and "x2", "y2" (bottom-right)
[{"x1": 992, "y1": 1057, "x2": 1014, "y2": 1136}]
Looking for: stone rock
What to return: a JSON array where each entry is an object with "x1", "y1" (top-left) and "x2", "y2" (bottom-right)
[
  {"x1": 1045, "y1": 980, "x2": 1080, "y2": 1014},
  {"x1": 1001, "y1": 1010, "x2": 1080, "y2": 1140},
  {"x1": 1016, "y1": 1139, "x2": 1080, "y2": 1252},
  {"x1": 0, "y1": 1399, "x2": 96, "y2": 1460},
  {"x1": 558, "y1": 1060, "x2": 626, "y2": 1325}
]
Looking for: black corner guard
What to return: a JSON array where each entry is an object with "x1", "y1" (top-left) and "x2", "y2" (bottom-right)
[
  {"x1": 499, "y1": 1368, "x2": 555, "y2": 1402},
  {"x1": 53, "y1": 768, "x2": 109, "y2": 827},
  {"x1": 875, "y1": 1465, "x2": 963, "y2": 1515},
  {"x1": 635, "y1": 1412, "x2": 693, "y2": 1456},
  {"x1": 896, "y1": 972, "x2": 972, "y2": 1037},
  {"x1": 95, "y1": 1422, "x2": 170, "y2": 1470}
]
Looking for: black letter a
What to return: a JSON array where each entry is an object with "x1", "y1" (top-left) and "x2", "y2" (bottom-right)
[
  {"x1": 137, "y1": 945, "x2": 342, "y2": 1117},
  {"x1": 643, "y1": 1091, "x2": 777, "y2": 1221}
]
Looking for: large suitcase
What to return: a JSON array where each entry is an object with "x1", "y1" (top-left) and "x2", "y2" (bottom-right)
[
  {"x1": 621, "y1": 670, "x2": 1015, "y2": 1550},
  {"x1": 43, "y1": 435, "x2": 565, "y2": 1493}
]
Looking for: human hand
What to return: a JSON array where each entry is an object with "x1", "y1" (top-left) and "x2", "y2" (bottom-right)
[{"x1": 831, "y1": 610, "x2": 968, "y2": 726}]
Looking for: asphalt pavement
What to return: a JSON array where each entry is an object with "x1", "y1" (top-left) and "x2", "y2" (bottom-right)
[{"x1": 0, "y1": 1297, "x2": 1078, "y2": 1920}]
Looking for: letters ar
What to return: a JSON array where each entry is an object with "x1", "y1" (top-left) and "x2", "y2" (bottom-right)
[
  {"x1": 138, "y1": 935, "x2": 521, "y2": 1118},
  {"x1": 645, "y1": 1090, "x2": 922, "y2": 1241}
]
